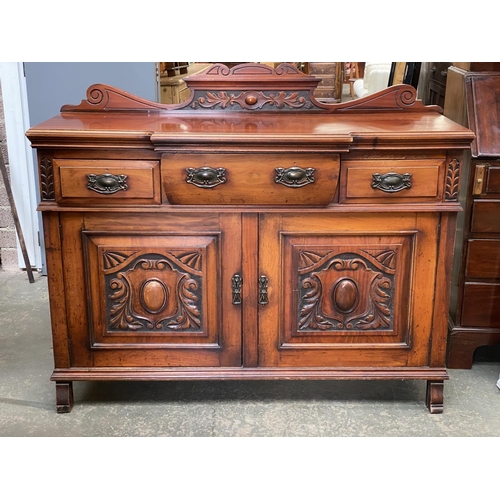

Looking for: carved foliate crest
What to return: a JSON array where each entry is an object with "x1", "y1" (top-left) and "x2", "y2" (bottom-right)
[{"x1": 60, "y1": 63, "x2": 440, "y2": 114}]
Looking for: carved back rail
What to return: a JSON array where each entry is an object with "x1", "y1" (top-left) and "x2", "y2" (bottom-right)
[{"x1": 61, "y1": 63, "x2": 442, "y2": 115}]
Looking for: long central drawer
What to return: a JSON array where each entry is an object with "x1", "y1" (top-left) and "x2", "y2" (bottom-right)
[{"x1": 161, "y1": 153, "x2": 340, "y2": 205}]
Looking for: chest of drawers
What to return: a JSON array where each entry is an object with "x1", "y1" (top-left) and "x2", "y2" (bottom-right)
[
  {"x1": 448, "y1": 73, "x2": 500, "y2": 367},
  {"x1": 26, "y1": 63, "x2": 474, "y2": 413}
]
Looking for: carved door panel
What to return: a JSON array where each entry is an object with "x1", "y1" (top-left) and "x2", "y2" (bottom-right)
[
  {"x1": 258, "y1": 213, "x2": 439, "y2": 367},
  {"x1": 60, "y1": 212, "x2": 242, "y2": 368}
]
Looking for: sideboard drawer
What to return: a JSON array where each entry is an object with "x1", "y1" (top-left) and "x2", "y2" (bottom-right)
[
  {"x1": 55, "y1": 159, "x2": 160, "y2": 205},
  {"x1": 470, "y1": 200, "x2": 500, "y2": 233},
  {"x1": 340, "y1": 158, "x2": 444, "y2": 203},
  {"x1": 162, "y1": 153, "x2": 340, "y2": 205}
]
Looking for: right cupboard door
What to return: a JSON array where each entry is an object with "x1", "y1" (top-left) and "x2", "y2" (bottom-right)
[{"x1": 258, "y1": 213, "x2": 440, "y2": 368}]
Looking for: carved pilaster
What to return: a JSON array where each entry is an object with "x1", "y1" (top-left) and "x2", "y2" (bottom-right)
[
  {"x1": 445, "y1": 159, "x2": 460, "y2": 201},
  {"x1": 40, "y1": 157, "x2": 54, "y2": 200}
]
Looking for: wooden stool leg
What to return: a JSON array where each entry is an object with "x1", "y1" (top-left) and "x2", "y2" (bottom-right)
[
  {"x1": 425, "y1": 380, "x2": 444, "y2": 414},
  {"x1": 56, "y1": 382, "x2": 74, "y2": 413}
]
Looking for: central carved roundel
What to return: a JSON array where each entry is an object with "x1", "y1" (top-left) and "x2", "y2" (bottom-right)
[
  {"x1": 332, "y1": 278, "x2": 359, "y2": 313},
  {"x1": 140, "y1": 279, "x2": 169, "y2": 314}
]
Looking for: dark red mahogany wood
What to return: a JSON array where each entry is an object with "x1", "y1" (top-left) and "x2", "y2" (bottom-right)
[{"x1": 27, "y1": 63, "x2": 474, "y2": 413}]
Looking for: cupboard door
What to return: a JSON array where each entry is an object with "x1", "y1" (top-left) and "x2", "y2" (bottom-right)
[
  {"x1": 258, "y1": 213, "x2": 439, "y2": 368},
  {"x1": 60, "y1": 212, "x2": 242, "y2": 368}
]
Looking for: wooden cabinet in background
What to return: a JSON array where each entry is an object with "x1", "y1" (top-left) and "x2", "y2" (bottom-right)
[
  {"x1": 26, "y1": 63, "x2": 474, "y2": 413},
  {"x1": 159, "y1": 63, "x2": 210, "y2": 104},
  {"x1": 307, "y1": 62, "x2": 343, "y2": 101},
  {"x1": 425, "y1": 62, "x2": 451, "y2": 108},
  {"x1": 447, "y1": 72, "x2": 500, "y2": 368}
]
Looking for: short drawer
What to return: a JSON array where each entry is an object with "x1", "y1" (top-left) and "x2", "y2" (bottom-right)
[
  {"x1": 162, "y1": 153, "x2": 340, "y2": 205},
  {"x1": 472, "y1": 163, "x2": 500, "y2": 195},
  {"x1": 486, "y1": 166, "x2": 500, "y2": 194},
  {"x1": 465, "y1": 239, "x2": 500, "y2": 279},
  {"x1": 317, "y1": 77, "x2": 336, "y2": 87},
  {"x1": 340, "y1": 158, "x2": 444, "y2": 203},
  {"x1": 461, "y1": 283, "x2": 500, "y2": 328},
  {"x1": 470, "y1": 200, "x2": 500, "y2": 233},
  {"x1": 54, "y1": 159, "x2": 160, "y2": 205}
]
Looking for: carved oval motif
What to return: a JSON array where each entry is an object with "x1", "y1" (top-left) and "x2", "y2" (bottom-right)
[
  {"x1": 245, "y1": 94, "x2": 257, "y2": 105},
  {"x1": 140, "y1": 279, "x2": 168, "y2": 314},
  {"x1": 333, "y1": 279, "x2": 358, "y2": 313}
]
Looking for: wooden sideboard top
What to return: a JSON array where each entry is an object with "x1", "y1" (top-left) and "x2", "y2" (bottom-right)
[{"x1": 26, "y1": 63, "x2": 474, "y2": 150}]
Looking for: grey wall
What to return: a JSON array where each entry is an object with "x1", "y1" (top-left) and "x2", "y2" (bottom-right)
[
  {"x1": 24, "y1": 62, "x2": 157, "y2": 127},
  {"x1": 24, "y1": 62, "x2": 157, "y2": 273}
]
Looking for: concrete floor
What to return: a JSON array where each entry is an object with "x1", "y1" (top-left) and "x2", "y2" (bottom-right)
[{"x1": 1, "y1": 269, "x2": 499, "y2": 437}]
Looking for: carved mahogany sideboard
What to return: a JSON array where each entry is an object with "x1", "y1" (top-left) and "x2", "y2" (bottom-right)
[
  {"x1": 26, "y1": 63, "x2": 474, "y2": 413},
  {"x1": 447, "y1": 73, "x2": 500, "y2": 368}
]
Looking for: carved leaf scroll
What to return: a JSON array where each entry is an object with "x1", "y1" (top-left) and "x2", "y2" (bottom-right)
[
  {"x1": 105, "y1": 253, "x2": 202, "y2": 333},
  {"x1": 298, "y1": 250, "x2": 396, "y2": 332},
  {"x1": 191, "y1": 90, "x2": 313, "y2": 111}
]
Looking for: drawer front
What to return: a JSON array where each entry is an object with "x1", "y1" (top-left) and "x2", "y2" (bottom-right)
[
  {"x1": 461, "y1": 283, "x2": 500, "y2": 327},
  {"x1": 162, "y1": 153, "x2": 340, "y2": 205},
  {"x1": 486, "y1": 166, "x2": 500, "y2": 194},
  {"x1": 308, "y1": 63, "x2": 337, "y2": 74},
  {"x1": 465, "y1": 239, "x2": 500, "y2": 278},
  {"x1": 317, "y1": 77, "x2": 336, "y2": 87},
  {"x1": 314, "y1": 88, "x2": 336, "y2": 98},
  {"x1": 472, "y1": 164, "x2": 500, "y2": 195},
  {"x1": 470, "y1": 200, "x2": 500, "y2": 233},
  {"x1": 55, "y1": 159, "x2": 160, "y2": 205},
  {"x1": 340, "y1": 158, "x2": 444, "y2": 203}
]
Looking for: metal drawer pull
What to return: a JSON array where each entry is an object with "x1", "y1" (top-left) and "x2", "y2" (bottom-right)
[
  {"x1": 371, "y1": 172, "x2": 412, "y2": 193},
  {"x1": 259, "y1": 275, "x2": 269, "y2": 305},
  {"x1": 87, "y1": 173, "x2": 128, "y2": 194},
  {"x1": 275, "y1": 166, "x2": 315, "y2": 187},
  {"x1": 232, "y1": 274, "x2": 242, "y2": 305},
  {"x1": 473, "y1": 165, "x2": 486, "y2": 195},
  {"x1": 186, "y1": 166, "x2": 226, "y2": 188}
]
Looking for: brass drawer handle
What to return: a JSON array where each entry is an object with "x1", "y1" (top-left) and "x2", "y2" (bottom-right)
[
  {"x1": 186, "y1": 166, "x2": 227, "y2": 188},
  {"x1": 259, "y1": 275, "x2": 269, "y2": 306},
  {"x1": 232, "y1": 274, "x2": 242, "y2": 305},
  {"x1": 87, "y1": 173, "x2": 128, "y2": 194},
  {"x1": 371, "y1": 172, "x2": 412, "y2": 193},
  {"x1": 275, "y1": 166, "x2": 315, "y2": 187},
  {"x1": 473, "y1": 165, "x2": 486, "y2": 195}
]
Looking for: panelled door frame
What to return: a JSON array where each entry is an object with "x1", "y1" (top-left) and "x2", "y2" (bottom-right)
[{"x1": 257, "y1": 211, "x2": 440, "y2": 368}]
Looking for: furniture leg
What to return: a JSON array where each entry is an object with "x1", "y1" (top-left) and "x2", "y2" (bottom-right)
[
  {"x1": 55, "y1": 381, "x2": 74, "y2": 413},
  {"x1": 425, "y1": 380, "x2": 444, "y2": 414}
]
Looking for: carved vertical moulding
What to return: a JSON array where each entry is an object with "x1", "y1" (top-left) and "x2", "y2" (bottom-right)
[
  {"x1": 40, "y1": 157, "x2": 55, "y2": 200},
  {"x1": 445, "y1": 159, "x2": 460, "y2": 201}
]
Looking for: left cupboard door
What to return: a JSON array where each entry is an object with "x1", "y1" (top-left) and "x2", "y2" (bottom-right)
[{"x1": 49, "y1": 212, "x2": 243, "y2": 368}]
